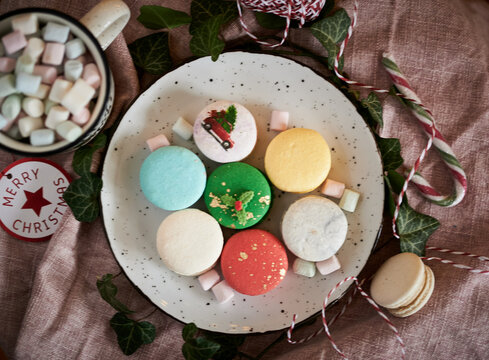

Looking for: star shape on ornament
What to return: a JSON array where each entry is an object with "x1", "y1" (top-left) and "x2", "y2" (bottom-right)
[{"x1": 21, "y1": 187, "x2": 52, "y2": 217}]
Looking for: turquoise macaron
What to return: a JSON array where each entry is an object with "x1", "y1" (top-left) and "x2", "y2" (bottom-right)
[{"x1": 140, "y1": 146, "x2": 206, "y2": 211}]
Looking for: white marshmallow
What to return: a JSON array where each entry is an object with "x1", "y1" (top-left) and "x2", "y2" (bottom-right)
[
  {"x1": 12, "y1": 14, "x2": 39, "y2": 35},
  {"x1": 292, "y1": 258, "x2": 316, "y2": 278},
  {"x1": 211, "y1": 280, "x2": 235, "y2": 304},
  {"x1": 172, "y1": 116, "x2": 193, "y2": 140},
  {"x1": 45, "y1": 105, "x2": 69, "y2": 129},
  {"x1": 18, "y1": 116, "x2": 43, "y2": 137},
  {"x1": 316, "y1": 256, "x2": 341, "y2": 276},
  {"x1": 65, "y1": 38, "x2": 86, "y2": 59},
  {"x1": 198, "y1": 269, "x2": 220, "y2": 291},
  {"x1": 16, "y1": 72, "x2": 41, "y2": 94},
  {"x1": 339, "y1": 189, "x2": 360, "y2": 212},
  {"x1": 23, "y1": 37, "x2": 45, "y2": 60},
  {"x1": 146, "y1": 134, "x2": 170, "y2": 152},
  {"x1": 24, "y1": 83, "x2": 50, "y2": 99},
  {"x1": 55, "y1": 120, "x2": 83, "y2": 141},
  {"x1": 64, "y1": 60, "x2": 83, "y2": 82},
  {"x1": 30, "y1": 128, "x2": 55, "y2": 146},
  {"x1": 48, "y1": 78, "x2": 73, "y2": 103},
  {"x1": 61, "y1": 78, "x2": 94, "y2": 115},
  {"x1": 22, "y1": 97, "x2": 44, "y2": 117},
  {"x1": 270, "y1": 110, "x2": 289, "y2": 132},
  {"x1": 15, "y1": 54, "x2": 35, "y2": 74},
  {"x1": 43, "y1": 22, "x2": 70, "y2": 43},
  {"x1": 0, "y1": 113, "x2": 7, "y2": 130},
  {"x1": 44, "y1": 99, "x2": 57, "y2": 115},
  {"x1": 1, "y1": 94, "x2": 22, "y2": 120},
  {"x1": 0, "y1": 74, "x2": 17, "y2": 97}
]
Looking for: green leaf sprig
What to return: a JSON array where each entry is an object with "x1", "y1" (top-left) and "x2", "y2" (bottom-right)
[
  {"x1": 220, "y1": 190, "x2": 254, "y2": 225},
  {"x1": 97, "y1": 273, "x2": 156, "y2": 355}
]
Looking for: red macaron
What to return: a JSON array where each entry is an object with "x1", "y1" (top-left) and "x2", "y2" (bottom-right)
[{"x1": 221, "y1": 229, "x2": 288, "y2": 295}]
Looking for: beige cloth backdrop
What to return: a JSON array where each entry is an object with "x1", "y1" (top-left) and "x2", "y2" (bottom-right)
[{"x1": 1, "y1": 0, "x2": 489, "y2": 359}]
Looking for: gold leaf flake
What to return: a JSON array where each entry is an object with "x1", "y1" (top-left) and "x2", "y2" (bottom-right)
[{"x1": 240, "y1": 252, "x2": 248, "y2": 260}]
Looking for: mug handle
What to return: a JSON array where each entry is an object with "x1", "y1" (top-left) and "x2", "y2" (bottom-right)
[{"x1": 80, "y1": 0, "x2": 130, "y2": 50}]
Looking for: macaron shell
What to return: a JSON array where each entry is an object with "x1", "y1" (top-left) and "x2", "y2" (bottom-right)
[
  {"x1": 156, "y1": 209, "x2": 223, "y2": 276},
  {"x1": 221, "y1": 229, "x2": 288, "y2": 296},
  {"x1": 370, "y1": 252, "x2": 426, "y2": 309},
  {"x1": 389, "y1": 265, "x2": 435, "y2": 317},
  {"x1": 264, "y1": 128, "x2": 331, "y2": 193}
]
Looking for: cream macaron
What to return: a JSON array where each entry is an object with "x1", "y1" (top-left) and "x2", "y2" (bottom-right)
[
  {"x1": 370, "y1": 252, "x2": 435, "y2": 317},
  {"x1": 156, "y1": 209, "x2": 224, "y2": 276}
]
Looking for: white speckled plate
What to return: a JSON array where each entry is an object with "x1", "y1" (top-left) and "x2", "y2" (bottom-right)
[{"x1": 101, "y1": 52, "x2": 384, "y2": 334}]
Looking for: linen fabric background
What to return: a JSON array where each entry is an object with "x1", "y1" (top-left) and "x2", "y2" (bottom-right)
[{"x1": 1, "y1": 0, "x2": 488, "y2": 359}]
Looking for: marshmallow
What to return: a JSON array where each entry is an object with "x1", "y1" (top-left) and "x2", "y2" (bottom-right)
[
  {"x1": 64, "y1": 60, "x2": 83, "y2": 82},
  {"x1": 0, "y1": 113, "x2": 8, "y2": 130},
  {"x1": 42, "y1": 22, "x2": 70, "y2": 43},
  {"x1": 146, "y1": 134, "x2": 170, "y2": 152},
  {"x1": 1, "y1": 30, "x2": 27, "y2": 55},
  {"x1": 30, "y1": 128, "x2": 55, "y2": 146},
  {"x1": 0, "y1": 75, "x2": 16, "y2": 97},
  {"x1": 211, "y1": 280, "x2": 235, "y2": 304},
  {"x1": 1, "y1": 94, "x2": 22, "y2": 120},
  {"x1": 48, "y1": 78, "x2": 72, "y2": 103},
  {"x1": 18, "y1": 116, "x2": 43, "y2": 137},
  {"x1": 65, "y1": 38, "x2": 86, "y2": 59},
  {"x1": 339, "y1": 189, "x2": 360, "y2": 212},
  {"x1": 82, "y1": 63, "x2": 101, "y2": 89},
  {"x1": 16, "y1": 72, "x2": 42, "y2": 94},
  {"x1": 24, "y1": 83, "x2": 50, "y2": 99},
  {"x1": 42, "y1": 43, "x2": 65, "y2": 65},
  {"x1": 292, "y1": 258, "x2": 316, "y2": 278},
  {"x1": 12, "y1": 14, "x2": 39, "y2": 35},
  {"x1": 45, "y1": 105, "x2": 69, "y2": 129},
  {"x1": 23, "y1": 37, "x2": 45, "y2": 60},
  {"x1": 22, "y1": 97, "x2": 44, "y2": 118},
  {"x1": 198, "y1": 269, "x2": 220, "y2": 291},
  {"x1": 0, "y1": 57, "x2": 16, "y2": 74},
  {"x1": 55, "y1": 120, "x2": 83, "y2": 141},
  {"x1": 44, "y1": 99, "x2": 57, "y2": 116},
  {"x1": 6, "y1": 124, "x2": 22, "y2": 139},
  {"x1": 33, "y1": 65, "x2": 57, "y2": 84},
  {"x1": 15, "y1": 54, "x2": 35, "y2": 74},
  {"x1": 320, "y1": 179, "x2": 346, "y2": 199},
  {"x1": 270, "y1": 110, "x2": 289, "y2": 132},
  {"x1": 316, "y1": 256, "x2": 341, "y2": 276},
  {"x1": 172, "y1": 116, "x2": 193, "y2": 140},
  {"x1": 61, "y1": 78, "x2": 95, "y2": 115},
  {"x1": 71, "y1": 107, "x2": 91, "y2": 126}
]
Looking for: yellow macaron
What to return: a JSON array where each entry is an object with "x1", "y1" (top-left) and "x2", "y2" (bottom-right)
[
  {"x1": 370, "y1": 252, "x2": 435, "y2": 317},
  {"x1": 264, "y1": 128, "x2": 331, "y2": 193}
]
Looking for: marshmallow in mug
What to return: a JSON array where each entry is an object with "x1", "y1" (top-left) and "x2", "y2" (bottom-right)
[{"x1": 0, "y1": 14, "x2": 101, "y2": 146}]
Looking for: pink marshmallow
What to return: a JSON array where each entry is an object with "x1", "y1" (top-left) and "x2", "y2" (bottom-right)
[
  {"x1": 82, "y1": 63, "x2": 101, "y2": 89},
  {"x1": 1, "y1": 110, "x2": 26, "y2": 132},
  {"x1": 1, "y1": 30, "x2": 27, "y2": 55},
  {"x1": 42, "y1": 43, "x2": 65, "y2": 66},
  {"x1": 316, "y1": 256, "x2": 341, "y2": 276},
  {"x1": 71, "y1": 107, "x2": 91, "y2": 126},
  {"x1": 146, "y1": 134, "x2": 170, "y2": 152},
  {"x1": 270, "y1": 110, "x2": 289, "y2": 132},
  {"x1": 32, "y1": 65, "x2": 57, "y2": 84},
  {"x1": 320, "y1": 179, "x2": 346, "y2": 199},
  {"x1": 211, "y1": 280, "x2": 235, "y2": 304},
  {"x1": 0, "y1": 57, "x2": 16, "y2": 73},
  {"x1": 198, "y1": 269, "x2": 220, "y2": 291}
]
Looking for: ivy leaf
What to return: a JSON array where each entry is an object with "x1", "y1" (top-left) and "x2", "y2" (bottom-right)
[
  {"x1": 361, "y1": 92, "x2": 383, "y2": 128},
  {"x1": 384, "y1": 171, "x2": 408, "y2": 217},
  {"x1": 238, "y1": 191, "x2": 254, "y2": 205},
  {"x1": 236, "y1": 210, "x2": 248, "y2": 225},
  {"x1": 220, "y1": 194, "x2": 235, "y2": 207},
  {"x1": 72, "y1": 132, "x2": 107, "y2": 177},
  {"x1": 254, "y1": 11, "x2": 286, "y2": 29},
  {"x1": 110, "y1": 313, "x2": 156, "y2": 355},
  {"x1": 96, "y1": 274, "x2": 134, "y2": 314},
  {"x1": 182, "y1": 323, "x2": 199, "y2": 341},
  {"x1": 205, "y1": 333, "x2": 246, "y2": 360},
  {"x1": 138, "y1": 5, "x2": 191, "y2": 30},
  {"x1": 128, "y1": 32, "x2": 173, "y2": 75},
  {"x1": 310, "y1": 9, "x2": 350, "y2": 70},
  {"x1": 189, "y1": 0, "x2": 237, "y2": 35},
  {"x1": 397, "y1": 202, "x2": 440, "y2": 256},
  {"x1": 63, "y1": 173, "x2": 103, "y2": 222},
  {"x1": 375, "y1": 134, "x2": 404, "y2": 171},
  {"x1": 189, "y1": 15, "x2": 226, "y2": 61}
]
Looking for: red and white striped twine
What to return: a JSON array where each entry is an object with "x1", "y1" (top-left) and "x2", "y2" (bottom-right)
[{"x1": 287, "y1": 247, "x2": 489, "y2": 358}]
